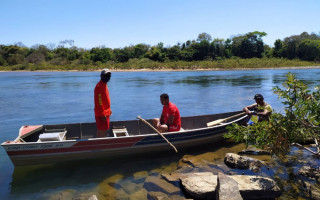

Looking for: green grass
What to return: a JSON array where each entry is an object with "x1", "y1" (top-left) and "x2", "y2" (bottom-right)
[{"x1": 0, "y1": 58, "x2": 319, "y2": 71}]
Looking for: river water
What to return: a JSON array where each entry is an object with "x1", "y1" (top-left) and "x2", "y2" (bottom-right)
[{"x1": 0, "y1": 68, "x2": 320, "y2": 199}]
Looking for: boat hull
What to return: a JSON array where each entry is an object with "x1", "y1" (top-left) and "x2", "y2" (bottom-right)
[{"x1": 2, "y1": 111, "x2": 249, "y2": 166}]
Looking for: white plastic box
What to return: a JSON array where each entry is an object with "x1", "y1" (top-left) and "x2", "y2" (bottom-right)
[{"x1": 39, "y1": 131, "x2": 66, "y2": 142}]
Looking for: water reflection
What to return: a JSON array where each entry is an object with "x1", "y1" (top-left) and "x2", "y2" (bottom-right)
[
  {"x1": 272, "y1": 73, "x2": 320, "y2": 85},
  {"x1": 131, "y1": 78, "x2": 164, "y2": 86},
  {"x1": 174, "y1": 75, "x2": 267, "y2": 87}
]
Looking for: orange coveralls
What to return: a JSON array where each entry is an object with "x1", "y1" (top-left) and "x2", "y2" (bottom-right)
[{"x1": 94, "y1": 80, "x2": 111, "y2": 130}]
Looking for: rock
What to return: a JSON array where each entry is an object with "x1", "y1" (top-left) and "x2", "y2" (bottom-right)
[
  {"x1": 161, "y1": 162, "x2": 179, "y2": 172},
  {"x1": 161, "y1": 164, "x2": 223, "y2": 183},
  {"x1": 161, "y1": 172, "x2": 188, "y2": 182},
  {"x1": 303, "y1": 181, "x2": 320, "y2": 200},
  {"x1": 102, "y1": 174, "x2": 123, "y2": 184},
  {"x1": 224, "y1": 153, "x2": 264, "y2": 172},
  {"x1": 144, "y1": 176, "x2": 181, "y2": 195},
  {"x1": 176, "y1": 154, "x2": 225, "y2": 176},
  {"x1": 97, "y1": 174, "x2": 123, "y2": 199},
  {"x1": 216, "y1": 172, "x2": 243, "y2": 200},
  {"x1": 87, "y1": 195, "x2": 98, "y2": 200},
  {"x1": 177, "y1": 154, "x2": 205, "y2": 170},
  {"x1": 113, "y1": 188, "x2": 130, "y2": 200},
  {"x1": 168, "y1": 195, "x2": 193, "y2": 200},
  {"x1": 147, "y1": 191, "x2": 170, "y2": 200},
  {"x1": 216, "y1": 173, "x2": 242, "y2": 200},
  {"x1": 133, "y1": 171, "x2": 149, "y2": 182},
  {"x1": 147, "y1": 192, "x2": 189, "y2": 200},
  {"x1": 129, "y1": 188, "x2": 148, "y2": 200},
  {"x1": 299, "y1": 166, "x2": 320, "y2": 180},
  {"x1": 58, "y1": 189, "x2": 76, "y2": 200},
  {"x1": 174, "y1": 165, "x2": 194, "y2": 174},
  {"x1": 73, "y1": 193, "x2": 99, "y2": 200},
  {"x1": 178, "y1": 153, "x2": 217, "y2": 169},
  {"x1": 198, "y1": 164, "x2": 225, "y2": 174},
  {"x1": 180, "y1": 155, "x2": 197, "y2": 167},
  {"x1": 121, "y1": 182, "x2": 143, "y2": 194},
  {"x1": 161, "y1": 165, "x2": 222, "y2": 184},
  {"x1": 97, "y1": 183, "x2": 117, "y2": 199},
  {"x1": 180, "y1": 172, "x2": 217, "y2": 200},
  {"x1": 231, "y1": 175, "x2": 282, "y2": 199},
  {"x1": 180, "y1": 172, "x2": 281, "y2": 200}
]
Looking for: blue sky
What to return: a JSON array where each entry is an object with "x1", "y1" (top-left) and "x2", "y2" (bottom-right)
[{"x1": 1, "y1": 0, "x2": 319, "y2": 49}]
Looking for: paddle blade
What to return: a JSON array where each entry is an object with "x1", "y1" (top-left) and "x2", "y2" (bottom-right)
[{"x1": 207, "y1": 119, "x2": 225, "y2": 127}]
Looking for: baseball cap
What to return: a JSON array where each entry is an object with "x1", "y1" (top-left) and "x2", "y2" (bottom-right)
[
  {"x1": 254, "y1": 94, "x2": 264, "y2": 99},
  {"x1": 101, "y1": 69, "x2": 111, "y2": 76}
]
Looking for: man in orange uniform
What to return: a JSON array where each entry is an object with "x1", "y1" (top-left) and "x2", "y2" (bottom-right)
[
  {"x1": 94, "y1": 69, "x2": 112, "y2": 138},
  {"x1": 153, "y1": 93, "x2": 181, "y2": 133}
]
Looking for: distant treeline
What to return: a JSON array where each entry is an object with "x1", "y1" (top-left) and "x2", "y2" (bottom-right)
[{"x1": 0, "y1": 31, "x2": 319, "y2": 70}]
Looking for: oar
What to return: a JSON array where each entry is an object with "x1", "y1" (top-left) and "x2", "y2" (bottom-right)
[
  {"x1": 137, "y1": 116, "x2": 178, "y2": 153},
  {"x1": 207, "y1": 112, "x2": 246, "y2": 127}
]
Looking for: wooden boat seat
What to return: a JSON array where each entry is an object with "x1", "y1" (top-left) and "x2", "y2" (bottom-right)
[
  {"x1": 38, "y1": 131, "x2": 67, "y2": 142},
  {"x1": 112, "y1": 128, "x2": 129, "y2": 137}
]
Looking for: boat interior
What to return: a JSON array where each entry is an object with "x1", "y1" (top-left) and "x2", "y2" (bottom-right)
[{"x1": 19, "y1": 111, "x2": 246, "y2": 143}]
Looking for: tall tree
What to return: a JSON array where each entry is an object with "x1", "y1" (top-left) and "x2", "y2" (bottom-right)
[
  {"x1": 224, "y1": 39, "x2": 232, "y2": 58},
  {"x1": 167, "y1": 45, "x2": 181, "y2": 61},
  {"x1": 145, "y1": 46, "x2": 166, "y2": 62},
  {"x1": 232, "y1": 31, "x2": 266, "y2": 58},
  {"x1": 197, "y1": 32, "x2": 212, "y2": 42},
  {"x1": 282, "y1": 35, "x2": 300, "y2": 59},
  {"x1": 90, "y1": 47, "x2": 114, "y2": 63},
  {"x1": 134, "y1": 44, "x2": 149, "y2": 59},
  {"x1": 298, "y1": 39, "x2": 320, "y2": 61},
  {"x1": 198, "y1": 40, "x2": 211, "y2": 60},
  {"x1": 212, "y1": 39, "x2": 225, "y2": 58},
  {"x1": 273, "y1": 39, "x2": 283, "y2": 58}
]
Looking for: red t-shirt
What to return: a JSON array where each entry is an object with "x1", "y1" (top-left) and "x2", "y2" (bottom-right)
[
  {"x1": 94, "y1": 80, "x2": 111, "y2": 116},
  {"x1": 161, "y1": 102, "x2": 181, "y2": 130}
]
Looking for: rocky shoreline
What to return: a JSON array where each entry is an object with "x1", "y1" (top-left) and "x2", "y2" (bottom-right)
[{"x1": 53, "y1": 147, "x2": 320, "y2": 200}]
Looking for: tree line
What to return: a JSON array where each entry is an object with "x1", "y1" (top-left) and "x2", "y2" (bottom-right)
[{"x1": 0, "y1": 31, "x2": 319, "y2": 68}]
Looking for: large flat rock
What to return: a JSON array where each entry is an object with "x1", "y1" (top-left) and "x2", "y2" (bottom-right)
[
  {"x1": 230, "y1": 175, "x2": 281, "y2": 199},
  {"x1": 217, "y1": 172, "x2": 243, "y2": 200},
  {"x1": 180, "y1": 172, "x2": 281, "y2": 200},
  {"x1": 180, "y1": 172, "x2": 217, "y2": 199}
]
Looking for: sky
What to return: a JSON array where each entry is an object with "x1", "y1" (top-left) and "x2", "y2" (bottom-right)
[{"x1": 1, "y1": 0, "x2": 319, "y2": 49}]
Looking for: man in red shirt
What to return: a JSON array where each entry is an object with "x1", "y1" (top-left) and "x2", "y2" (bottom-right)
[
  {"x1": 94, "y1": 69, "x2": 112, "y2": 138},
  {"x1": 153, "y1": 93, "x2": 181, "y2": 133}
]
